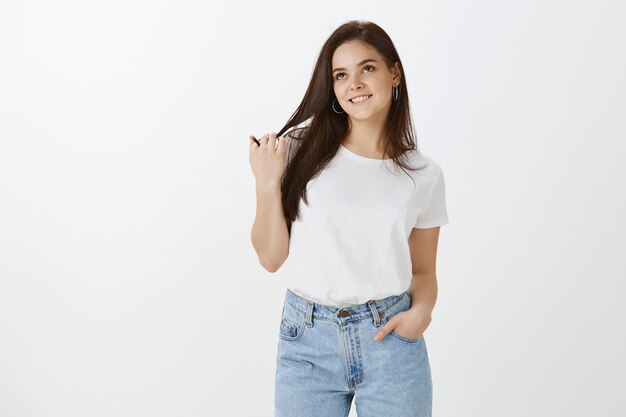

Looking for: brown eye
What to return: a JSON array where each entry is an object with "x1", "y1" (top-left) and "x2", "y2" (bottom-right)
[{"x1": 335, "y1": 65, "x2": 375, "y2": 81}]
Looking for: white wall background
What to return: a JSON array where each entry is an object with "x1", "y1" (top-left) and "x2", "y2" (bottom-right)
[{"x1": 1, "y1": 1, "x2": 624, "y2": 416}]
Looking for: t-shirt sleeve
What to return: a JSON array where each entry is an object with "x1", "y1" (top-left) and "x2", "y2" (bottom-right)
[{"x1": 414, "y1": 164, "x2": 449, "y2": 229}]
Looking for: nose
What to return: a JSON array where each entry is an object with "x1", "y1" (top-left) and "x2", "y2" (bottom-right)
[
  {"x1": 349, "y1": 75, "x2": 365, "y2": 90},
  {"x1": 349, "y1": 81, "x2": 365, "y2": 91}
]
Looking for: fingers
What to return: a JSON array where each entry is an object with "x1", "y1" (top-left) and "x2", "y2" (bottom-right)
[
  {"x1": 258, "y1": 132, "x2": 278, "y2": 150},
  {"x1": 250, "y1": 132, "x2": 281, "y2": 151},
  {"x1": 257, "y1": 133, "x2": 269, "y2": 150},
  {"x1": 374, "y1": 323, "x2": 391, "y2": 341},
  {"x1": 249, "y1": 135, "x2": 259, "y2": 150},
  {"x1": 276, "y1": 133, "x2": 285, "y2": 154},
  {"x1": 268, "y1": 132, "x2": 277, "y2": 150}
]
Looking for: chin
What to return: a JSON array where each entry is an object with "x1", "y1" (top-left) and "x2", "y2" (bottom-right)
[{"x1": 348, "y1": 108, "x2": 382, "y2": 121}]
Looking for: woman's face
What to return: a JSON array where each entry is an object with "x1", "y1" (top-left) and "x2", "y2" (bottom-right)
[{"x1": 331, "y1": 40, "x2": 400, "y2": 121}]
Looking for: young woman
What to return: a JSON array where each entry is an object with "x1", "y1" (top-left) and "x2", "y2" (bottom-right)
[{"x1": 249, "y1": 20, "x2": 448, "y2": 417}]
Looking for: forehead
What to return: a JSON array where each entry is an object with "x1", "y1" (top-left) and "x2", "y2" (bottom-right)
[{"x1": 332, "y1": 41, "x2": 382, "y2": 67}]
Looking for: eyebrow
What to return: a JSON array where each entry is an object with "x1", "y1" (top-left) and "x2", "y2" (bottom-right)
[{"x1": 332, "y1": 58, "x2": 378, "y2": 74}]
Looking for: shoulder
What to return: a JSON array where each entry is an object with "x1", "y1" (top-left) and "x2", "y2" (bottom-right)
[{"x1": 407, "y1": 149, "x2": 444, "y2": 180}]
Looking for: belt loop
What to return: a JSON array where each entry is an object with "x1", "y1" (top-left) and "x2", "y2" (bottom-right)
[
  {"x1": 368, "y1": 300, "x2": 382, "y2": 327},
  {"x1": 305, "y1": 300, "x2": 314, "y2": 327}
]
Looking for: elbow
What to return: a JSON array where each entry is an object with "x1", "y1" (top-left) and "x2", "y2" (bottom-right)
[
  {"x1": 260, "y1": 258, "x2": 281, "y2": 273},
  {"x1": 250, "y1": 233, "x2": 288, "y2": 273},
  {"x1": 260, "y1": 253, "x2": 288, "y2": 273}
]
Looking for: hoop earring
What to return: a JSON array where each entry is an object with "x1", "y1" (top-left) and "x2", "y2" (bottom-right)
[
  {"x1": 392, "y1": 84, "x2": 399, "y2": 101},
  {"x1": 332, "y1": 98, "x2": 345, "y2": 114}
]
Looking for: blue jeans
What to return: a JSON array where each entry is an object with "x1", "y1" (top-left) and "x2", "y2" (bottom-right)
[{"x1": 275, "y1": 288, "x2": 432, "y2": 417}]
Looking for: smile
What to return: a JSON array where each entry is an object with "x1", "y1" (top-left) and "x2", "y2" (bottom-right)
[{"x1": 349, "y1": 94, "x2": 372, "y2": 105}]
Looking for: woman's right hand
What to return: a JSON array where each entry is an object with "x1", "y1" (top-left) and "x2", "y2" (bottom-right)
[{"x1": 249, "y1": 132, "x2": 286, "y2": 191}]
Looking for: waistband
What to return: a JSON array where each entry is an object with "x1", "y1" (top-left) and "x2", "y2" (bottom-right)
[{"x1": 284, "y1": 288, "x2": 410, "y2": 326}]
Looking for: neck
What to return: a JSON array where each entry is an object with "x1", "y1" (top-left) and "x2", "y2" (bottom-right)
[{"x1": 343, "y1": 113, "x2": 388, "y2": 155}]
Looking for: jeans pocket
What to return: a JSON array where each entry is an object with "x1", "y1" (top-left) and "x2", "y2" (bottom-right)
[
  {"x1": 278, "y1": 303, "x2": 306, "y2": 341},
  {"x1": 380, "y1": 295, "x2": 421, "y2": 344}
]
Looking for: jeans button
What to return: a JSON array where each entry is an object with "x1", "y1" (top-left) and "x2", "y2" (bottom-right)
[{"x1": 338, "y1": 310, "x2": 353, "y2": 317}]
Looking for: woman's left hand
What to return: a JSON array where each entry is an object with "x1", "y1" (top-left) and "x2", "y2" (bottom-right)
[{"x1": 374, "y1": 305, "x2": 431, "y2": 342}]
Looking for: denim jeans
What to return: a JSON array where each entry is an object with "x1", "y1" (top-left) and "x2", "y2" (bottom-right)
[{"x1": 275, "y1": 288, "x2": 432, "y2": 417}]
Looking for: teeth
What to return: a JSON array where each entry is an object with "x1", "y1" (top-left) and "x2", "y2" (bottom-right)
[{"x1": 350, "y1": 95, "x2": 371, "y2": 103}]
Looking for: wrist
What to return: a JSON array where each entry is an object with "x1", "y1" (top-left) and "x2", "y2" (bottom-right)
[
  {"x1": 409, "y1": 301, "x2": 433, "y2": 317},
  {"x1": 256, "y1": 182, "x2": 281, "y2": 195}
]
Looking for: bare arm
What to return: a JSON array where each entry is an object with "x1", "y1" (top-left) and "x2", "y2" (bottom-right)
[
  {"x1": 249, "y1": 132, "x2": 290, "y2": 272},
  {"x1": 251, "y1": 184, "x2": 290, "y2": 272},
  {"x1": 407, "y1": 226, "x2": 440, "y2": 315}
]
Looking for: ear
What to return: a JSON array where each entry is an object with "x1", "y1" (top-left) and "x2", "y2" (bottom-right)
[{"x1": 391, "y1": 62, "x2": 401, "y2": 84}]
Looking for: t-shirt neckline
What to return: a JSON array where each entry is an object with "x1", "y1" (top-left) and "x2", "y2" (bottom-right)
[{"x1": 338, "y1": 144, "x2": 396, "y2": 166}]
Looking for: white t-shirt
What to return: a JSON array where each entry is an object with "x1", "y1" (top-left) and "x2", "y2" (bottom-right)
[{"x1": 276, "y1": 140, "x2": 449, "y2": 308}]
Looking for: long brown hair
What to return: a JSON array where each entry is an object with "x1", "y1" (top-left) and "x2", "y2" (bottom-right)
[{"x1": 275, "y1": 20, "x2": 427, "y2": 234}]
